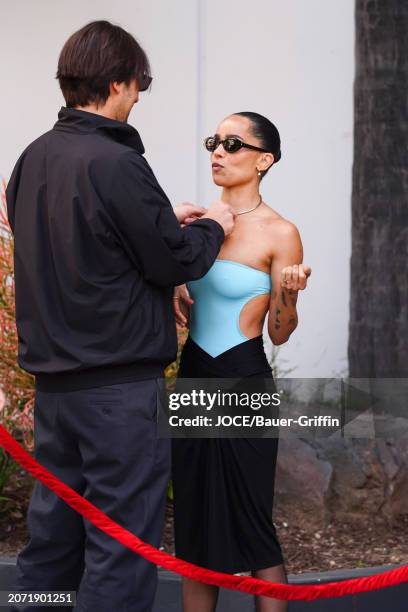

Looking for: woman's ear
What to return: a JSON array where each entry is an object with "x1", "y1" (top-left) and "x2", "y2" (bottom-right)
[{"x1": 261, "y1": 152, "x2": 275, "y2": 172}]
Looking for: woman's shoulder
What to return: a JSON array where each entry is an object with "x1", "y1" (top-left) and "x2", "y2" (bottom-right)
[
  {"x1": 260, "y1": 203, "x2": 300, "y2": 239},
  {"x1": 259, "y1": 205, "x2": 302, "y2": 259}
]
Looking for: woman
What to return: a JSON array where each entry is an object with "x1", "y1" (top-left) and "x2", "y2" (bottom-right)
[{"x1": 172, "y1": 112, "x2": 311, "y2": 612}]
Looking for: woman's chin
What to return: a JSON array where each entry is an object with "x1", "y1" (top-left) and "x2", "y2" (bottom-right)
[{"x1": 213, "y1": 176, "x2": 227, "y2": 187}]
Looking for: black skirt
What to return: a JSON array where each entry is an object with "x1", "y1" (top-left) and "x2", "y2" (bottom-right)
[{"x1": 171, "y1": 335, "x2": 284, "y2": 574}]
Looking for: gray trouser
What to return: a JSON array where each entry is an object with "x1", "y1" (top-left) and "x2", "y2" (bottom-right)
[{"x1": 11, "y1": 379, "x2": 170, "y2": 612}]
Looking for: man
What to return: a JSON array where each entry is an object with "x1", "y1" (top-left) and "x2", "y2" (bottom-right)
[{"x1": 6, "y1": 20, "x2": 234, "y2": 611}]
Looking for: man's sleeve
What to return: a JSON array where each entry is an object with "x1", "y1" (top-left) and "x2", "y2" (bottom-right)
[
  {"x1": 5, "y1": 151, "x2": 26, "y2": 233},
  {"x1": 105, "y1": 150, "x2": 225, "y2": 287}
]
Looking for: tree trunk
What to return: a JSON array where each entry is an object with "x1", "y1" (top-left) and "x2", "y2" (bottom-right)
[{"x1": 349, "y1": 0, "x2": 408, "y2": 377}]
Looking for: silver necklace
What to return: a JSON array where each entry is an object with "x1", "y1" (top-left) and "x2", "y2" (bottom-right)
[{"x1": 236, "y1": 193, "x2": 263, "y2": 216}]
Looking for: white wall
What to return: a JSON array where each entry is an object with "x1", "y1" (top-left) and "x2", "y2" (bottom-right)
[{"x1": 0, "y1": 0, "x2": 354, "y2": 377}]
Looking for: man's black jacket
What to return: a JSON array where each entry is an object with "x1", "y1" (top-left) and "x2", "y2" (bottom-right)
[{"x1": 6, "y1": 107, "x2": 224, "y2": 391}]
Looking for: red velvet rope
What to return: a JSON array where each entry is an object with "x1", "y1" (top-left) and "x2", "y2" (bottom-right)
[{"x1": 0, "y1": 423, "x2": 406, "y2": 601}]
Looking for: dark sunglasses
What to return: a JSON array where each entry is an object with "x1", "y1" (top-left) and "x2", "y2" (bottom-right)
[
  {"x1": 138, "y1": 73, "x2": 153, "y2": 92},
  {"x1": 204, "y1": 135, "x2": 269, "y2": 154}
]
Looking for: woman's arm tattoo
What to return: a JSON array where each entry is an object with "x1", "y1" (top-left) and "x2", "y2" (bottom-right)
[{"x1": 275, "y1": 307, "x2": 281, "y2": 330}]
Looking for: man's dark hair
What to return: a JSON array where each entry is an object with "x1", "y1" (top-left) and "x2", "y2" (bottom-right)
[
  {"x1": 234, "y1": 111, "x2": 282, "y2": 179},
  {"x1": 56, "y1": 20, "x2": 151, "y2": 108}
]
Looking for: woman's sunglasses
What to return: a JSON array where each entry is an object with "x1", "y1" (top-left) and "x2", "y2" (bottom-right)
[{"x1": 204, "y1": 135, "x2": 269, "y2": 154}]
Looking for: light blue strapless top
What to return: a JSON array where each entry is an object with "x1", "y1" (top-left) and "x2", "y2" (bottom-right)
[{"x1": 187, "y1": 259, "x2": 271, "y2": 358}]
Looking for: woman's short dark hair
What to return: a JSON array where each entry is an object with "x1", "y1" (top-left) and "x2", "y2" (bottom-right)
[
  {"x1": 234, "y1": 111, "x2": 281, "y2": 179},
  {"x1": 56, "y1": 20, "x2": 151, "y2": 108}
]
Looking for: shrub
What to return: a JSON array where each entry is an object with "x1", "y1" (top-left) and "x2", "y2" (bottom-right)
[
  {"x1": 0, "y1": 181, "x2": 35, "y2": 443},
  {"x1": 0, "y1": 182, "x2": 35, "y2": 505}
]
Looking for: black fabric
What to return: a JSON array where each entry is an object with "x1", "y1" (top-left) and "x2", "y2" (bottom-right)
[
  {"x1": 172, "y1": 335, "x2": 284, "y2": 574},
  {"x1": 10, "y1": 380, "x2": 170, "y2": 612},
  {"x1": 6, "y1": 107, "x2": 224, "y2": 391}
]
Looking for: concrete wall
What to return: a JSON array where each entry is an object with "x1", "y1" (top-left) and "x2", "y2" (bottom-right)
[{"x1": 0, "y1": 0, "x2": 354, "y2": 376}]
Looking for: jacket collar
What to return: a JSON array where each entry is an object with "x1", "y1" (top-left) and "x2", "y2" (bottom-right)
[{"x1": 53, "y1": 107, "x2": 145, "y2": 154}]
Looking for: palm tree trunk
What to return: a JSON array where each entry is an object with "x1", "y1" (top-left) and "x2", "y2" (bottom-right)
[{"x1": 349, "y1": 0, "x2": 408, "y2": 377}]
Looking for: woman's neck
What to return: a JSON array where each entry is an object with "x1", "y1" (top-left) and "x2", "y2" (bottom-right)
[{"x1": 221, "y1": 183, "x2": 261, "y2": 214}]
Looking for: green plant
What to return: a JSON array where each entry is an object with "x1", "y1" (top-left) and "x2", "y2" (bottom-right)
[
  {"x1": 0, "y1": 446, "x2": 18, "y2": 503},
  {"x1": 164, "y1": 326, "x2": 188, "y2": 380},
  {"x1": 0, "y1": 181, "x2": 35, "y2": 507}
]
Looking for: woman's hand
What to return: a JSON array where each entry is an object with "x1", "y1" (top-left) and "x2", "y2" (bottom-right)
[
  {"x1": 281, "y1": 264, "x2": 311, "y2": 291},
  {"x1": 173, "y1": 284, "x2": 194, "y2": 327}
]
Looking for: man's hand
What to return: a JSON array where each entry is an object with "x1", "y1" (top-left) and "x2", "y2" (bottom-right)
[
  {"x1": 173, "y1": 284, "x2": 193, "y2": 327},
  {"x1": 174, "y1": 203, "x2": 207, "y2": 225},
  {"x1": 202, "y1": 200, "x2": 235, "y2": 236}
]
